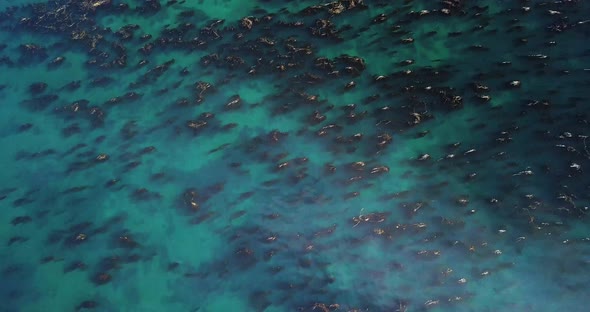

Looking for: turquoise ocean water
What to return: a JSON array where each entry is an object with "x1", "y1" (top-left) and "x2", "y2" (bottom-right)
[{"x1": 0, "y1": 1, "x2": 589, "y2": 311}]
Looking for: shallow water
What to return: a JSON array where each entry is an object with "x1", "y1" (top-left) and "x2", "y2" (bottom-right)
[{"x1": 0, "y1": 1, "x2": 589, "y2": 311}]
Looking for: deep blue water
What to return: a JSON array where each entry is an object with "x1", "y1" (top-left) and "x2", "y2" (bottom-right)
[{"x1": 0, "y1": 1, "x2": 589, "y2": 311}]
